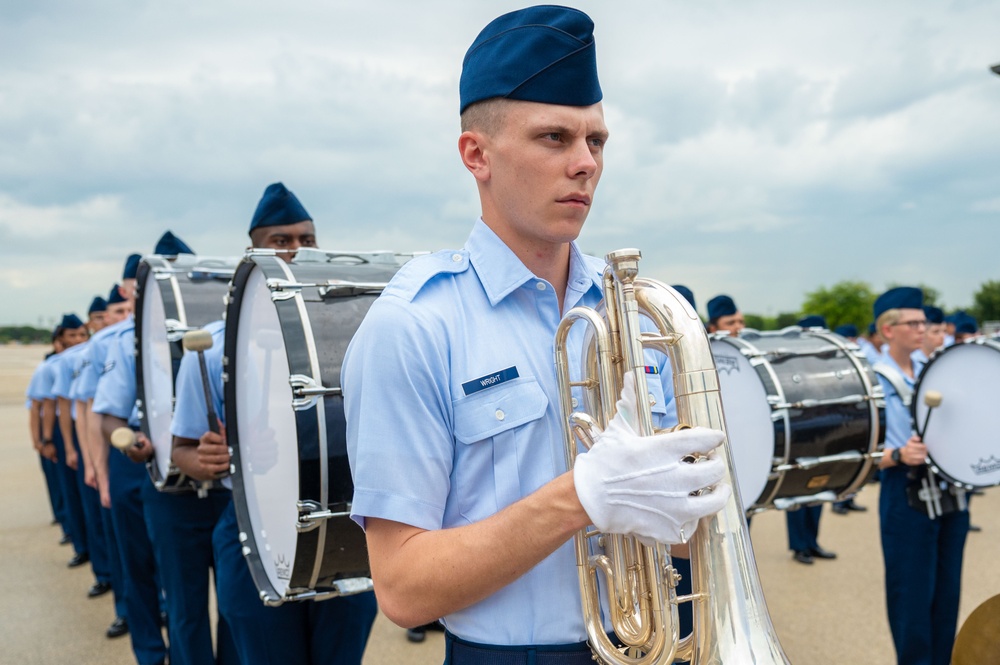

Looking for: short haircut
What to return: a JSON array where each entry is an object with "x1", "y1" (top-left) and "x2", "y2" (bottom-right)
[
  {"x1": 460, "y1": 98, "x2": 515, "y2": 135},
  {"x1": 876, "y1": 309, "x2": 901, "y2": 333}
]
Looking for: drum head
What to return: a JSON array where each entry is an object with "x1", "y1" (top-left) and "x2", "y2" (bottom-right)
[
  {"x1": 915, "y1": 342, "x2": 1000, "y2": 487},
  {"x1": 234, "y1": 266, "x2": 300, "y2": 597},
  {"x1": 711, "y1": 338, "x2": 773, "y2": 510},
  {"x1": 139, "y1": 274, "x2": 176, "y2": 483}
]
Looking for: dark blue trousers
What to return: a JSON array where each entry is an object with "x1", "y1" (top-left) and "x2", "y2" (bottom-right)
[
  {"x1": 40, "y1": 454, "x2": 67, "y2": 531},
  {"x1": 101, "y1": 505, "x2": 128, "y2": 618},
  {"x1": 144, "y1": 487, "x2": 238, "y2": 665},
  {"x1": 109, "y1": 449, "x2": 167, "y2": 665},
  {"x1": 71, "y1": 428, "x2": 111, "y2": 584},
  {"x1": 213, "y1": 502, "x2": 378, "y2": 665},
  {"x1": 53, "y1": 426, "x2": 87, "y2": 557},
  {"x1": 879, "y1": 468, "x2": 969, "y2": 665},
  {"x1": 786, "y1": 504, "x2": 822, "y2": 552}
]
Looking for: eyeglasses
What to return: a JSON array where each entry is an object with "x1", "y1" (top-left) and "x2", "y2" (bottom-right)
[{"x1": 892, "y1": 320, "x2": 927, "y2": 329}]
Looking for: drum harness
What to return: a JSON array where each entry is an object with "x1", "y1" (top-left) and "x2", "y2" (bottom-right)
[{"x1": 873, "y1": 363, "x2": 967, "y2": 519}]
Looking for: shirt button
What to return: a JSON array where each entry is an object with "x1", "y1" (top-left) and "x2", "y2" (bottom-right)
[
  {"x1": 495, "y1": 409, "x2": 505, "y2": 421},
  {"x1": 648, "y1": 392, "x2": 656, "y2": 406},
  {"x1": 571, "y1": 397, "x2": 579, "y2": 408},
  {"x1": 452, "y1": 253, "x2": 462, "y2": 262},
  {"x1": 536, "y1": 282, "x2": 546, "y2": 291}
]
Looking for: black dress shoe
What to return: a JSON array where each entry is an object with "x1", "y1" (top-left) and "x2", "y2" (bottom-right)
[
  {"x1": 831, "y1": 504, "x2": 849, "y2": 515},
  {"x1": 809, "y1": 546, "x2": 837, "y2": 560},
  {"x1": 106, "y1": 617, "x2": 129, "y2": 639},
  {"x1": 845, "y1": 501, "x2": 867, "y2": 512},
  {"x1": 67, "y1": 552, "x2": 90, "y2": 568},
  {"x1": 406, "y1": 627, "x2": 427, "y2": 643},
  {"x1": 88, "y1": 581, "x2": 112, "y2": 598},
  {"x1": 969, "y1": 524, "x2": 982, "y2": 533},
  {"x1": 793, "y1": 551, "x2": 814, "y2": 565},
  {"x1": 59, "y1": 533, "x2": 72, "y2": 545}
]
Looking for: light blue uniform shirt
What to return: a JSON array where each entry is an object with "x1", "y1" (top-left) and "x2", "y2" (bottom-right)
[
  {"x1": 69, "y1": 341, "x2": 91, "y2": 402},
  {"x1": 170, "y1": 320, "x2": 231, "y2": 490},
  {"x1": 51, "y1": 344, "x2": 87, "y2": 420},
  {"x1": 344, "y1": 220, "x2": 676, "y2": 645},
  {"x1": 26, "y1": 357, "x2": 55, "y2": 403},
  {"x1": 856, "y1": 337, "x2": 881, "y2": 366},
  {"x1": 76, "y1": 318, "x2": 131, "y2": 401},
  {"x1": 911, "y1": 348, "x2": 929, "y2": 366},
  {"x1": 875, "y1": 352, "x2": 924, "y2": 451},
  {"x1": 93, "y1": 319, "x2": 140, "y2": 427}
]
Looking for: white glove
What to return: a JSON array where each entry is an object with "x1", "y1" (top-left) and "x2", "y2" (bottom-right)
[{"x1": 573, "y1": 372, "x2": 731, "y2": 545}]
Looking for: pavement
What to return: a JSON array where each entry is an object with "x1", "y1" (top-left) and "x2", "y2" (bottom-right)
[{"x1": 2, "y1": 343, "x2": 997, "y2": 664}]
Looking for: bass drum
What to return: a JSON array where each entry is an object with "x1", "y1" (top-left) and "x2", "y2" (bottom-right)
[
  {"x1": 913, "y1": 338, "x2": 1000, "y2": 488},
  {"x1": 135, "y1": 254, "x2": 239, "y2": 491},
  {"x1": 224, "y1": 249, "x2": 404, "y2": 605},
  {"x1": 711, "y1": 327, "x2": 884, "y2": 512}
]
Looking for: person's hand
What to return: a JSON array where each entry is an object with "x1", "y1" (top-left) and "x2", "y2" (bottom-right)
[
  {"x1": 98, "y1": 475, "x2": 111, "y2": 509},
  {"x1": 41, "y1": 442, "x2": 57, "y2": 463},
  {"x1": 573, "y1": 372, "x2": 730, "y2": 545},
  {"x1": 126, "y1": 432, "x2": 155, "y2": 463},
  {"x1": 197, "y1": 422, "x2": 230, "y2": 479},
  {"x1": 900, "y1": 435, "x2": 928, "y2": 466},
  {"x1": 66, "y1": 446, "x2": 79, "y2": 471},
  {"x1": 84, "y1": 461, "x2": 97, "y2": 489}
]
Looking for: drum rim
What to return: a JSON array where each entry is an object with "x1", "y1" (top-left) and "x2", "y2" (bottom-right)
[
  {"x1": 912, "y1": 338, "x2": 1000, "y2": 488},
  {"x1": 135, "y1": 257, "x2": 192, "y2": 491}
]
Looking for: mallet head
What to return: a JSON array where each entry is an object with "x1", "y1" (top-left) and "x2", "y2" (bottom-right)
[
  {"x1": 924, "y1": 390, "x2": 943, "y2": 409},
  {"x1": 183, "y1": 329, "x2": 214, "y2": 353},
  {"x1": 110, "y1": 427, "x2": 136, "y2": 450}
]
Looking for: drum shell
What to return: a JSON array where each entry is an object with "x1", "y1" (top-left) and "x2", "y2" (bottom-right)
[
  {"x1": 134, "y1": 255, "x2": 236, "y2": 491},
  {"x1": 224, "y1": 254, "x2": 398, "y2": 602}
]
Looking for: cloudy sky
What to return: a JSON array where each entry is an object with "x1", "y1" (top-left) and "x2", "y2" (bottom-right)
[{"x1": 2, "y1": 0, "x2": 998, "y2": 326}]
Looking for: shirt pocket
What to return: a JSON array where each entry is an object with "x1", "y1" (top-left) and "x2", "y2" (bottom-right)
[{"x1": 452, "y1": 377, "x2": 549, "y2": 523}]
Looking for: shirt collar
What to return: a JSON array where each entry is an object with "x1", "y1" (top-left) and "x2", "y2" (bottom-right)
[
  {"x1": 881, "y1": 349, "x2": 923, "y2": 384},
  {"x1": 465, "y1": 218, "x2": 603, "y2": 307}
]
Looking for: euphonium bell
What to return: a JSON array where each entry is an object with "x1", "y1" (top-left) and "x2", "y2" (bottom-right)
[{"x1": 554, "y1": 249, "x2": 791, "y2": 664}]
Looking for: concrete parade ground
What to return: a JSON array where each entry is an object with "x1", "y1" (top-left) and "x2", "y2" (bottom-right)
[{"x1": 2, "y1": 343, "x2": 998, "y2": 665}]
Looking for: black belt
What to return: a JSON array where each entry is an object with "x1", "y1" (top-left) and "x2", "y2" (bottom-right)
[{"x1": 444, "y1": 631, "x2": 596, "y2": 665}]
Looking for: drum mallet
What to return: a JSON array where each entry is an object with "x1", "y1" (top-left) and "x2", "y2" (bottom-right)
[
  {"x1": 182, "y1": 330, "x2": 228, "y2": 487},
  {"x1": 110, "y1": 427, "x2": 145, "y2": 452},
  {"x1": 911, "y1": 390, "x2": 944, "y2": 517},
  {"x1": 919, "y1": 390, "x2": 943, "y2": 439}
]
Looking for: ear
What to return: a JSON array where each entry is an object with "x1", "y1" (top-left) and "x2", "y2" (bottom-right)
[{"x1": 458, "y1": 131, "x2": 491, "y2": 183}]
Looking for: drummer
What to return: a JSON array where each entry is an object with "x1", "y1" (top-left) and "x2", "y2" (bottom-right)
[
  {"x1": 873, "y1": 286, "x2": 969, "y2": 665},
  {"x1": 912, "y1": 306, "x2": 945, "y2": 364},
  {"x1": 170, "y1": 182, "x2": 377, "y2": 665},
  {"x1": 706, "y1": 294, "x2": 745, "y2": 336},
  {"x1": 952, "y1": 312, "x2": 980, "y2": 344},
  {"x1": 784, "y1": 316, "x2": 838, "y2": 563}
]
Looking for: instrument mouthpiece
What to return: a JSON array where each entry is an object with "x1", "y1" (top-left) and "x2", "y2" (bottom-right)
[
  {"x1": 924, "y1": 390, "x2": 943, "y2": 408},
  {"x1": 183, "y1": 329, "x2": 214, "y2": 352},
  {"x1": 110, "y1": 427, "x2": 136, "y2": 450}
]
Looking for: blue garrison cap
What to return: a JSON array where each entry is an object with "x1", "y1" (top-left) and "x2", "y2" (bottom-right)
[
  {"x1": 671, "y1": 285, "x2": 696, "y2": 311},
  {"x1": 955, "y1": 313, "x2": 978, "y2": 335},
  {"x1": 834, "y1": 324, "x2": 858, "y2": 338},
  {"x1": 460, "y1": 5, "x2": 602, "y2": 113},
  {"x1": 59, "y1": 313, "x2": 84, "y2": 330},
  {"x1": 122, "y1": 253, "x2": 141, "y2": 280},
  {"x1": 249, "y1": 183, "x2": 312, "y2": 235},
  {"x1": 88, "y1": 297, "x2": 107, "y2": 314},
  {"x1": 154, "y1": 231, "x2": 194, "y2": 256},
  {"x1": 923, "y1": 306, "x2": 944, "y2": 325},
  {"x1": 108, "y1": 284, "x2": 127, "y2": 305},
  {"x1": 874, "y1": 286, "x2": 923, "y2": 320},
  {"x1": 944, "y1": 310, "x2": 965, "y2": 325},
  {"x1": 707, "y1": 295, "x2": 737, "y2": 322},
  {"x1": 798, "y1": 315, "x2": 828, "y2": 329}
]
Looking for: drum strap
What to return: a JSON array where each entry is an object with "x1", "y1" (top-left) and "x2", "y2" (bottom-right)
[{"x1": 872, "y1": 363, "x2": 913, "y2": 407}]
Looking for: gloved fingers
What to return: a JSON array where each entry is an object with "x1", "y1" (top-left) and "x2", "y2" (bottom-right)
[
  {"x1": 688, "y1": 482, "x2": 731, "y2": 520},
  {"x1": 672, "y1": 456, "x2": 727, "y2": 493},
  {"x1": 610, "y1": 371, "x2": 639, "y2": 435},
  {"x1": 649, "y1": 426, "x2": 726, "y2": 457}
]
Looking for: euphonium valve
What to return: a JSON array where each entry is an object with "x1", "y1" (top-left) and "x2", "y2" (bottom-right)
[{"x1": 554, "y1": 249, "x2": 790, "y2": 664}]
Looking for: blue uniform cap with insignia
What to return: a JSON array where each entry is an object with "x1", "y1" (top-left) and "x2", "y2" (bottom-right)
[
  {"x1": 88, "y1": 296, "x2": 107, "y2": 314},
  {"x1": 874, "y1": 286, "x2": 923, "y2": 320},
  {"x1": 249, "y1": 182, "x2": 312, "y2": 235},
  {"x1": 59, "y1": 313, "x2": 84, "y2": 330},
  {"x1": 834, "y1": 324, "x2": 858, "y2": 338},
  {"x1": 108, "y1": 284, "x2": 127, "y2": 305},
  {"x1": 707, "y1": 295, "x2": 737, "y2": 322},
  {"x1": 122, "y1": 253, "x2": 142, "y2": 280},
  {"x1": 460, "y1": 5, "x2": 602, "y2": 113},
  {"x1": 923, "y1": 306, "x2": 944, "y2": 325},
  {"x1": 154, "y1": 231, "x2": 194, "y2": 256},
  {"x1": 955, "y1": 313, "x2": 978, "y2": 335},
  {"x1": 798, "y1": 315, "x2": 828, "y2": 329},
  {"x1": 671, "y1": 285, "x2": 696, "y2": 311}
]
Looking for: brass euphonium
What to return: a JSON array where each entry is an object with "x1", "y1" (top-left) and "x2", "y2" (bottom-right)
[{"x1": 554, "y1": 249, "x2": 790, "y2": 664}]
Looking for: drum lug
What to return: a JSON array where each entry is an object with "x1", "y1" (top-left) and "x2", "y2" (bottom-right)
[
  {"x1": 289, "y1": 375, "x2": 343, "y2": 410},
  {"x1": 296, "y1": 500, "x2": 351, "y2": 533},
  {"x1": 266, "y1": 278, "x2": 303, "y2": 301}
]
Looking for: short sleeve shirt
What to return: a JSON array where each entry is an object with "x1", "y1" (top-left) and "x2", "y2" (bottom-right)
[
  {"x1": 51, "y1": 344, "x2": 87, "y2": 420},
  {"x1": 77, "y1": 318, "x2": 131, "y2": 401},
  {"x1": 26, "y1": 356, "x2": 55, "y2": 404},
  {"x1": 875, "y1": 352, "x2": 923, "y2": 451},
  {"x1": 93, "y1": 320, "x2": 140, "y2": 427},
  {"x1": 344, "y1": 220, "x2": 676, "y2": 645}
]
